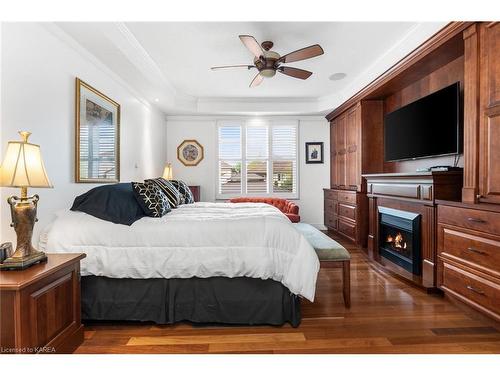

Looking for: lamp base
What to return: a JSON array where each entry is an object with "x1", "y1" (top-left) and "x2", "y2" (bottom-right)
[
  {"x1": 0, "y1": 192, "x2": 46, "y2": 271},
  {"x1": 0, "y1": 251, "x2": 47, "y2": 270}
]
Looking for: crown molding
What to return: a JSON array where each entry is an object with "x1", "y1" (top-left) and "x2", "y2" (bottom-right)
[
  {"x1": 41, "y1": 22, "x2": 154, "y2": 109},
  {"x1": 165, "y1": 114, "x2": 327, "y2": 122},
  {"x1": 112, "y1": 22, "x2": 183, "y2": 100},
  {"x1": 196, "y1": 96, "x2": 318, "y2": 104},
  {"x1": 44, "y1": 21, "x2": 448, "y2": 117}
]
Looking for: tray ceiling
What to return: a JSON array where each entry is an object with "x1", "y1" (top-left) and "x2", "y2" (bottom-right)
[{"x1": 53, "y1": 22, "x2": 447, "y2": 115}]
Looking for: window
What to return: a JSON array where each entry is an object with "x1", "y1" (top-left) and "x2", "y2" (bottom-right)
[{"x1": 217, "y1": 120, "x2": 298, "y2": 199}]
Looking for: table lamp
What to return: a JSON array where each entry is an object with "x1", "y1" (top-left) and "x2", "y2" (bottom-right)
[
  {"x1": 0, "y1": 131, "x2": 52, "y2": 270},
  {"x1": 162, "y1": 163, "x2": 173, "y2": 180}
]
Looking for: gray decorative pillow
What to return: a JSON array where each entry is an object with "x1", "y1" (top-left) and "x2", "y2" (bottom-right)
[
  {"x1": 132, "y1": 181, "x2": 171, "y2": 217},
  {"x1": 170, "y1": 180, "x2": 195, "y2": 204},
  {"x1": 146, "y1": 178, "x2": 182, "y2": 208}
]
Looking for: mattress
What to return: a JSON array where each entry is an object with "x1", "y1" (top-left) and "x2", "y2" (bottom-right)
[{"x1": 40, "y1": 202, "x2": 320, "y2": 301}]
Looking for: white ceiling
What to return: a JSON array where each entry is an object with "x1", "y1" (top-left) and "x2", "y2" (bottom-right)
[
  {"x1": 125, "y1": 22, "x2": 413, "y2": 98},
  {"x1": 52, "y1": 22, "x2": 447, "y2": 115}
]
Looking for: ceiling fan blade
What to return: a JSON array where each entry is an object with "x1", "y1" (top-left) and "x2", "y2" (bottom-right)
[
  {"x1": 277, "y1": 44, "x2": 324, "y2": 64},
  {"x1": 239, "y1": 35, "x2": 264, "y2": 59},
  {"x1": 249, "y1": 73, "x2": 264, "y2": 88},
  {"x1": 279, "y1": 66, "x2": 313, "y2": 80},
  {"x1": 211, "y1": 64, "x2": 254, "y2": 70}
]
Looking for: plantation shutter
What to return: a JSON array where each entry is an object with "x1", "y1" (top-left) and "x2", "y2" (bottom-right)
[
  {"x1": 218, "y1": 125, "x2": 242, "y2": 195},
  {"x1": 217, "y1": 120, "x2": 298, "y2": 198},
  {"x1": 271, "y1": 125, "x2": 297, "y2": 194},
  {"x1": 246, "y1": 125, "x2": 269, "y2": 194}
]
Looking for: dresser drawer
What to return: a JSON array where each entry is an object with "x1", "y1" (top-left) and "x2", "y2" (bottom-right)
[
  {"x1": 338, "y1": 203, "x2": 356, "y2": 221},
  {"x1": 324, "y1": 199, "x2": 338, "y2": 215},
  {"x1": 324, "y1": 189, "x2": 338, "y2": 201},
  {"x1": 441, "y1": 227, "x2": 500, "y2": 276},
  {"x1": 325, "y1": 214, "x2": 338, "y2": 230},
  {"x1": 337, "y1": 191, "x2": 357, "y2": 205},
  {"x1": 438, "y1": 205, "x2": 500, "y2": 234},
  {"x1": 441, "y1": 262, "x2": 500, "y2": 317},
  {"x1": 338, "y1": 218, "x2": 356, "y2": 241}
]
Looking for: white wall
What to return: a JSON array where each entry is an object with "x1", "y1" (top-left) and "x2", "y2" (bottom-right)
[
  {"x1": 1, "y1": 23, "x2": 166, "y2": 245},
  {"x1": 165, "y1": 116, "x2": 330, "y2": 227}
]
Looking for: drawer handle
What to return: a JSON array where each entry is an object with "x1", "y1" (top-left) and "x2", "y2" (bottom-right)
[
  {"x1": 467, "y1": 247, "x2": 487, "y2": 255},
  {"x1": 467, "y1": 217, "x2": 486, "y2": 224},
  {"x1": 466, "y1": 285, "x2": 485, "y2": 295}
]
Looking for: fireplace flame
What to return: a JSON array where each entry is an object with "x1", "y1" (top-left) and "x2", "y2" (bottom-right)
[{"x1": 386, "y1": 232, "x2": 407, "y2": 250}]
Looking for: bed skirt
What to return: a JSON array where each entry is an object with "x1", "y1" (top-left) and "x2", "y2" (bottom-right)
[{"x1": 81, "y1": 276, "x2": 301, "y2": 327}]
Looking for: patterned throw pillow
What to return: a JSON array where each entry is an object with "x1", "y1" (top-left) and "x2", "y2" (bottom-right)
[
  {"x1": 132, "y1": 181, "x2": 171, "y2": 217},
  {"x1": 145, "y1": 178, "x2": 182, "y2": 208},
  {"x1": 170, "y1": 180, "x2": 195, "y2": 204}
]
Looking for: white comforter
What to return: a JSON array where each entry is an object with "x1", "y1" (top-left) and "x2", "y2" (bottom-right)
[{"x1": 40, "y1": 202, "x2": 320, "y2": 301}]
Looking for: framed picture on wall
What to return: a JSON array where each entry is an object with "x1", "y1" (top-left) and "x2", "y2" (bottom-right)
[
  {"x1": 305, "y1": 142, "x2": 324, "y2": 164},
  {"x1": 75, "y1": 78, "x2": 120, "y2": 183},
  {"x1": 177, "y1": 139, "x2": 204, "y2": 166}
]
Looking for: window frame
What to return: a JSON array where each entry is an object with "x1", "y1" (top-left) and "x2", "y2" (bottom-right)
[{"x1": 216, "y1": 119, "x2": 299, "y2": 200}]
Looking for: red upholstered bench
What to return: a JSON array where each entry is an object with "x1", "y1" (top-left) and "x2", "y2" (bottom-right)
[{"x1": 229, "y1": 197, "x2": 300, "y2": 223}]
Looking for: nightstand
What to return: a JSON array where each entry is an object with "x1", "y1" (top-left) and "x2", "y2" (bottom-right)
[
  {"x1": 189, "y1": 185, "x2": 201, "y2": 202},
  {"x1": 0, "y1": 253, "x2": 86, "y2": 354}
]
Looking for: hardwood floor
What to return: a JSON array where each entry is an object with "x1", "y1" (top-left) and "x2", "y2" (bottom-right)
[{"x1": 75, "y1": 233, "x2": 500, "y2": 354}]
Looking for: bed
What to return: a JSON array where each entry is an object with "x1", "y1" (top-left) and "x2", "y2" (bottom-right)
[{"x1": 40, "y1": 202, "x2": 320, "y2": 327}]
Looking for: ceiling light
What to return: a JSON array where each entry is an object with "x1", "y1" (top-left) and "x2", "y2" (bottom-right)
[
  {"x1": 154, "y1": 98, "x2": 160, "y2": 102},
  {"x1": 329, "y1": 73, "x2": 347, "y2": 81}
]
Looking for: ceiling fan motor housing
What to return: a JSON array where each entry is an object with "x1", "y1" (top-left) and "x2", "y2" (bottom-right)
[{"x1": 254, "y1": 50, "x2": 280, "y2": 77}]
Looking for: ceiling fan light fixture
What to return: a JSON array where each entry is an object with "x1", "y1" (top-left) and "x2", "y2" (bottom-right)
[{"x1": 260, "y1": 69, "x2": 276, "y2": 78}]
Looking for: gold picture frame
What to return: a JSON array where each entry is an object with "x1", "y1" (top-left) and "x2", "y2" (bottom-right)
[
  {"x1": 177, "y1": 140, "x2": 204, "y2": 166},
  {"x1": 75, "y1": 78, "x2": 120, "y2": 183}
]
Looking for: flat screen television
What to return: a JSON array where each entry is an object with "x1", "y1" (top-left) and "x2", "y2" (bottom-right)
[{"x1": 384, "y1": 82, "x2": 461, "y2": 162}]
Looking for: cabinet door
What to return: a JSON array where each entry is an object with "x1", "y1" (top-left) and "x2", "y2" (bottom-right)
[
  {"x1": 479, "y1": 22, "x2": 500, "y2": 204},
  {"x1": 346, "y1": 106, "x2": 360, "y2": 190},
  {"x1": 330, "y1": 120, "x2": 338, "y2": 187},
  {"x1": 336, "y1": 114, "x2": 347, "y2": 188}
]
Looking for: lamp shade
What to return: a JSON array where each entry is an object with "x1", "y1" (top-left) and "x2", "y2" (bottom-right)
[
  {"x1": 162, "y1": 163, "x2": 173, "y2": 180},
  {"x1": 0, "y1": 131, "x2": 52, "y2": 188}
]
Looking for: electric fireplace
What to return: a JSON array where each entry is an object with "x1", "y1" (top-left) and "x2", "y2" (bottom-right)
[{"x1": 378, "y1": 207, "x2": 421, "y2": 275}]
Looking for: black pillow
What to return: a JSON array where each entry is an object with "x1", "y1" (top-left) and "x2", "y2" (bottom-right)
[
  {"x1": 70, "y1": 183, "x2": 145, "y2": 225},
  {"x1": 145, "y1": 178, "x2": 182, "y2": 208},
  {"x1": 132, "y1": 181, "x2": 171, "y2": 217},
  {"x1": 170, "y1": 180, "x2": 195, "y2": 204}
]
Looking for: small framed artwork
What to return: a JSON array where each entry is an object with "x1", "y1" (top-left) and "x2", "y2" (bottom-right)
[
  {"x1": 177, "y1": 139, "x2": 204, "y2": 166},
  {"x1": 75, "y1": 78, "x2": 120, "y2": 183},
  {"x1": 305, "y1": 142, "x2": 324, "y2": 164}
]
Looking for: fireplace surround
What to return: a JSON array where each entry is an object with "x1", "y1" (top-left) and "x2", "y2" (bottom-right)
[
  {"x1": 363, "y1": 171, "x2": 463, "y2": 288},
  {"x1": 378, "y1": 207, "x2": 421, "y2": 275}
]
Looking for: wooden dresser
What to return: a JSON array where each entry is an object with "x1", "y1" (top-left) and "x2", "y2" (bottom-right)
[
  {"x1": 0, "y1": 253, "x2": 86, "y2": 353},
  {"x1": 437, "y1": 201, "x2": 500, "y2": 321},
  {"x1": 324, "y1": 188, "x2": 367, "y2": 245},
  {"x1": 435, "y1": 22, "x2": 500, "y2": 322}
]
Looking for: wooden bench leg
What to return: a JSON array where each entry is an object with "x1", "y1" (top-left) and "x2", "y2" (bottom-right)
[{"x1": 342, "y1": 260, "x2": 351, "y2": 308}]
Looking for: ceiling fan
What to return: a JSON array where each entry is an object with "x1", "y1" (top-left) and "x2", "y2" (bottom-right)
[{"x1": 211, "y1": 35, "x2": 324, "y2": 87}]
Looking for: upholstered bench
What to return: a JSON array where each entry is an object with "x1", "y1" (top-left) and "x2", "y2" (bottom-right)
[{"x1": 294, "y1": 223, "x2": 351, "y2": 307}]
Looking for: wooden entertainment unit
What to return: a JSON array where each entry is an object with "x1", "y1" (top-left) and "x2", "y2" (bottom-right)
[{"x1": 325, "y1": 22, "x2": 500, "y2": 320}]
